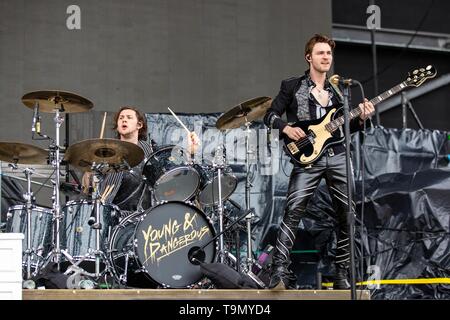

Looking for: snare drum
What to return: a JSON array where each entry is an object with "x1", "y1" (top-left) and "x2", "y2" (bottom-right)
[
  {"x1": 143, "y1": 145, "x2": 200, "y2": 202},
  {"x1": 6, "y1": 205, "x2": 53, "y2": 266},
  {"x1": 109, "y1": 201, "x2": 216, "y2": 288}
]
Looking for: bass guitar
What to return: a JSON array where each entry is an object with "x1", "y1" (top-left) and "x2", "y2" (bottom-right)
[{"x1": 283, "y1": 65, "x2": 437, "y2": 165}]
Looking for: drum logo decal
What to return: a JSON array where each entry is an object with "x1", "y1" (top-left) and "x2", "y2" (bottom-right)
[{"x1": 141, "y1": 212, "x2": 210, "y2": 265}]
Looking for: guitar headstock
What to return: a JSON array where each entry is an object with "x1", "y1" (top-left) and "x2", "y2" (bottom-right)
[{"x1": 405, "y1": 65, "x2": 437, "y2": 87}]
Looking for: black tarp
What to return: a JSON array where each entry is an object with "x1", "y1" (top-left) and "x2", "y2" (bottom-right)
[{"x1": 145, "y1": 113, "x2": 450, "y2": 298}]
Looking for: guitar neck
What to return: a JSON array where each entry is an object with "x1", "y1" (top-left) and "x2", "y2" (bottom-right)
[{"x1": 326, "y1": 81, "x2": 408, "y2": 133}]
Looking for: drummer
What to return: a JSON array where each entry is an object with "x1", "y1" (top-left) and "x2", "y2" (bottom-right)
[{"x1": 81, "y1": 106, "x2": 200, "y2": 217}]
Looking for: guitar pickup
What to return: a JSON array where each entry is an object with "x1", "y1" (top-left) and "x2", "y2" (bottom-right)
[{"x1": 287, "y1": 142, "x2": 299, "y2": 155}]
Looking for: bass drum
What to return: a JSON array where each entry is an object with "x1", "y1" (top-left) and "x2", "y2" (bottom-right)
[
  {"x1": 109, "y1": 201, "x2": 216, "y2": 288},
  {"x1": 143, "y1": 145, "x2": 200, "y2": 202}
]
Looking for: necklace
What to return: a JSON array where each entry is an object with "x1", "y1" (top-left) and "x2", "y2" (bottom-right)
[{"x1": 316, "y1": 87, "x2": 325, "y2": 98}]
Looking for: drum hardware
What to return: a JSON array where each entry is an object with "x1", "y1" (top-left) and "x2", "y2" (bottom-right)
[
  {"x1": 21, "y1": 90, "x2": 94, "y2": 272},
  {"x1": 216, "y1": 96, "x2": 272, "y2": 273},
  {"x1": 143, "y1": 145, "x2": 200, "y2": 202},
  {"x1": 0, "y1": 141, "x2": 52, "y2": 285},
  {"x1": 61, "y1": 174, "x2": 112, "y2": 277},
  {"x1": 188, "y1": 206, "x2": 266, "y2": 288},
  {"x1": 109, "y1": 201, "x2": 216, "y2": 288},
  {"x1": 210, "y1": 146, "x2": 227, "y2": 263},
  {"x1": 65, "y1": 265, "x2": 97, "y2": 289},
  {"x1": 62, "y1": 136, "x2": 144, "y2": 279}
]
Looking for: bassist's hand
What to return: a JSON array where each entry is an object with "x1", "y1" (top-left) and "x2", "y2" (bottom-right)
[
  {"x1": 359, "y1": 98, "x2": 375, "y2": 121},
  {"x1": 283, "y1": 125, "x2": 306, "y2": 141}
]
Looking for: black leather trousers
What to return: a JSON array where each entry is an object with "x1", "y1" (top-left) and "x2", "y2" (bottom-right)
[{"x1": 273, "y1": 151, "x2": 355, "y2": 272}]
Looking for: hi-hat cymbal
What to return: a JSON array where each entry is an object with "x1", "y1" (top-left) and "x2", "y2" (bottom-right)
[
  {"x1": 216, "y1": 96, "x2": 272, "y2": 130},
  {"x1": 22, "y1": 90, "x2": 93, "y2": 113},
  {"x1": 0, "y1": 142, "x2": 48, "y2": 165},
  {"x1": 64, "y1": 138, "x2": 144, "y2": 172}
]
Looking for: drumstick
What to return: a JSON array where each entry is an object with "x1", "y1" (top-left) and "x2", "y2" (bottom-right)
[
  {"x1": 99, "y1": 112, "x2": 107, "y2": 139},
  {"x1": 101, "y1": 184, "x2": 114, "y2": 203},
  {"x1": 168, "y1": 107, "x2": 190, "y2": 134}
]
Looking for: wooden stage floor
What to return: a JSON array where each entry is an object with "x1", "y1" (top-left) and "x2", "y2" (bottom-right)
[{"x1": 23, "y1": 288, "x2": 370, "y2": 300}]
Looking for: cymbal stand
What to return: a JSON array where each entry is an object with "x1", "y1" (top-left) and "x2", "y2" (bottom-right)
[
  {"x1": 91, "y1": 169, "x2": 105, "y2": 278},
  {"x1": 50, "y1": 108, "x2": 64, "y2": 269},
  {"x1": 213, "y1": 146, "x2": 226, "y2": 263},
  {"x1": 17, "y1": 166, "x2": 36, "y2": 280},
  {"x1": 39, "y1": 105, "x2": 65, "y2": 271},
  {"x1": 243, "y1": 119, "x2": 255, "y2": 270},
  {"x1": 241, "y1": 119, "x2": 264, "y2": 287},
  {"x1": 23, "y1": 167, "x2": 36, "y2": 279}
]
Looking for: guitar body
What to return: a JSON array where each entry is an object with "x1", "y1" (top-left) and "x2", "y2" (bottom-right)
[{"x1": 283, "y1": 108, "x2": 344, "y2": 165}]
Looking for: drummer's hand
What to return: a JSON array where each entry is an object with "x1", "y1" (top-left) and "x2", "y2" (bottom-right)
[
  {"x1": 81, "y1": 172, "x2": 93, "y2": 194},
  {"x1": 188, "y1": 131, "x2": 200, "y2": 154}
]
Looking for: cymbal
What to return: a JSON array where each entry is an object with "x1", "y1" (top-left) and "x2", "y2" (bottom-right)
[
  {"x1": 22, "y1": 90, "x2": 93, "y2": 113},
  {"x1": 0, "y1": 142, "x2": 48, "y2": 164},
  {"x1": 64, "y1": 138, "x2": 144, "y2": 172},
  {"x1": 216, "y1": 96, "x2": 272, "y2": 130}
]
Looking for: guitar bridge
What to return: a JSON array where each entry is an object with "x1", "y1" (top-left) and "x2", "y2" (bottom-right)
[{"x1": 287, "y1": 142, "x2": 299, "y2": 155}]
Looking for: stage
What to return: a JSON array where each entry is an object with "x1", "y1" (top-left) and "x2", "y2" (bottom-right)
[{"x1": 22, "y1": 288, "x2": 370, "y2": 300}]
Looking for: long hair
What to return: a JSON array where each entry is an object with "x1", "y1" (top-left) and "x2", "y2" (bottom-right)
[
  {"x1": 304, "y1": 34, "x2": 335, "y2": 62},
  {"x1": 113, "y1": 106, "x2": 148, "y2": 141}
]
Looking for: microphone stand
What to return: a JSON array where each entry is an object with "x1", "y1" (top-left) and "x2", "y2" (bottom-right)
[
  {"x1": 189, "y1": 207, "x2": 266, "y2": 288},
  {"x1": 341, "y1": 80, "x2": 357, "y2": 300}
]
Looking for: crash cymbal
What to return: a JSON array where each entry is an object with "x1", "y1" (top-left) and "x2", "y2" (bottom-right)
[
  {"x1": 22, "y1": 90, "x2": 93, "y2": 113},
  {"x1": 64, "y1": 138, "x2": 144, "y2": 172},
  {"x1": 216, "y1": 96, "x2": 272, "y2": 130},
  {"x1": 0, "y1": 142, "x2": 48, "y2": 164}
]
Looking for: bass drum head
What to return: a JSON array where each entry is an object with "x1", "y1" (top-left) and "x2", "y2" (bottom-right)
[{"x1": 135, "y1": 201, "x2": 216, "y2": 288}]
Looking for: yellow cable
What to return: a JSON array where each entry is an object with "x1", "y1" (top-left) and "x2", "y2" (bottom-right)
[{"x1": 322, "y1": 278, "x2": 450, "y2": 287}]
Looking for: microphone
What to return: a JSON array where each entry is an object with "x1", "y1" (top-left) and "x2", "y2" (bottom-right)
[
  {"x1": 31, "y1": 104, "x2": 39, "y2": 133},
  {"x1": 329, "y1": 74, "x2": 354, "y2": 86}
]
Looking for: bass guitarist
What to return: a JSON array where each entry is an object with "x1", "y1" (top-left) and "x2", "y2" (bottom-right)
[{"x1": 263, "y1": 34, "x2": 374, "y2": 289}]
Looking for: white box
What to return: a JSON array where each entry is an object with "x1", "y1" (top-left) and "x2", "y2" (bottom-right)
[{"x1": 0, "y1": 233, "x2": 24, "y2": 300}]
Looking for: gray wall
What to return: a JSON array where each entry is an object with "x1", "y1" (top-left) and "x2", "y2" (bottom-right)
[{"x1": 0, "y1": 0, "x2": 332, "y2": 145}]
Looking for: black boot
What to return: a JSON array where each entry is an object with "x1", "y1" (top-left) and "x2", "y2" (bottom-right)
[
  {"x1": 333, "y1": 228, "x2": 351, "y2": 290},
  {"x1": 269, "y1": 265, "x2": 297, "y2": 290},
  {"x1": 333, "y1": 267, "x2": 350, "y2": 290}
]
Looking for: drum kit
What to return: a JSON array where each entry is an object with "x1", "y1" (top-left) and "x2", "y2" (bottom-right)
[{"x1": 1, "y1": 90, "x2": 272, "y2": 289}]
